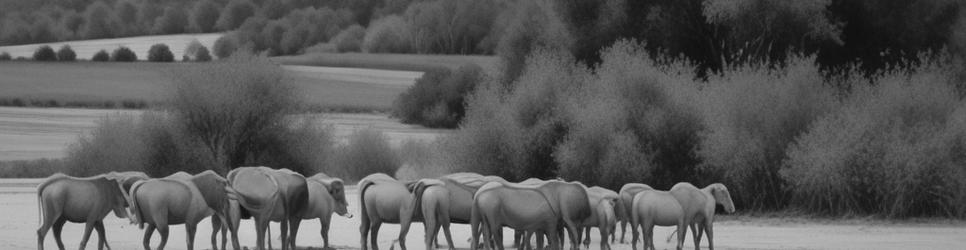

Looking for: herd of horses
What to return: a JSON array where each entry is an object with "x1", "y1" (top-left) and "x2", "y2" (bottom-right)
[{"x1": 35, "y1": 167, "x2": 736, "y2": 250}]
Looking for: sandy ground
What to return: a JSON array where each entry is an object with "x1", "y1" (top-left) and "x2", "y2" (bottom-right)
[
  {"x1": 2, "y1": 179, "x2": 961, "y2": 250},
  {"x1": 0, "y1": 34, "x2": 222, "y2": 60},
  {"x1": 0, "y1": 108, "x2": 446, "y2": 161}
]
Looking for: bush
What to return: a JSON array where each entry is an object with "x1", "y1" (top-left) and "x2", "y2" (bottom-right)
[
  {"x1": 697, "y1": 57, "x2": 838, "y2": 210},
  {"x1": 0, "y1": 159, "x2": 67, "y2": 178},
  {"x1": 92, "y1": 49, "x2": 110, "y2": 61},
  {"x1": 362, "y1": 15, "x2": 414, "y2": 53},
  {"x1": 147, "y1": 43, "x2": 175, "y2": 62},
  {"x1": 447, "y1": 49, "x2": 588, "y2": 180},
  {"x1": 213, "y1": 34, "x2": 238, "y2": 59},
  {"x1": 393, "y1": 64, "x2": 483, "y2": 128},
  {"x1": 66, "y1": 114, "x2": 150, "y2": 175},
  {"x1": 57, "y1": 45, "x2": 77, "y2": 61},
  {"x1": 111, "y1": 46, "x2": 137, "y2": 62},
  {"x1": 0, "y1": 52, "x2": 11, "y2": 60},
  {"x1": 33, "y1": 45, "x2": 57, "y2": 61},
  {"x1": 329, "y1": 128, "x2": 400, "y2": 181},
  {"x1": 394, "y1": 139, "x2": 449, "y2": 180},
  {"x1": 332, "y1": 24, "x2": 365, "y2": 52},
  {"x1": 782, "y1": 62, "x2": 966, "y2": 218},
  {"x1": 555, "y1": 41, "x2": 703, "y2": 190},
  {"x1": 183, "y1": 39, "x2": 211, "y2": 62}
]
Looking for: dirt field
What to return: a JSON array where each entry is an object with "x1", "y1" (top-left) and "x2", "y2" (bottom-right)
[
  {"x1": 0, "y1": 107, "x2": 446, "y2": 161},
  {"x1": 3, "y1": 180, "x2": 961, "y2": 250},
  {"x1": 0, "y1": 33, "x2": 222, "y2": 60}
]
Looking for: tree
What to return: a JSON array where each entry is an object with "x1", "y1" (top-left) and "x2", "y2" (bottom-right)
[
  {"x1": 153, "y1": 6, "x2": 189, "y2": 34},
  {"x1": 137, "y1": 1, "x2": 164, "y2": 31},
  {"x1": 191, "y1": 0, "x2": 221, "y2": 32},
  {"x1": 213, "y1": 34, "x2": 238, "y2": 58},
  {"x1": 114, "y1": 0, "x2": 139, "y2": 36},
  {"x1": 168, "y1": 54, "x2": 300, "y2": 173},
  {"x1": 82, "y1": 1, "x2": 116, "y2": 39},
  {"x1": 148, "y1": 43, "x2": 175, "y2": 62},
  {"x1": 332, "y1": 24, "x2": 366, "y2": 52},
  {"x1": 61, "y1": 11, "x2": 86, "y2": 38},
  {"x1": 57, "y1": 45, "x2": 77, "y2": 61},
  {"x1": 216, "y1": 0, "x2": 257, "y2": 31},
  {"x1": 33, "y1": 45, "x2": 57, "y2": 61}
]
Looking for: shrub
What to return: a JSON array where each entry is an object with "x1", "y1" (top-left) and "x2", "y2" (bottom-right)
[
  {"x1": 782, "y1": 62, "x2": 966, "y2": 218},
  {"x1": 216, "y1": 0, "x2": 256, "y2": 31},
  {"x1": 57, "y1": 45, "x2": 77, "y2": 61},
  {"x1": 0, "y1": 159, "x2": 67, "y2": 178},
  {"x1": 92, "y1": 49, "x2": 110, "y2": 61},
  {"x1": 447, "y1": 49, "x2": 589, "y2": 181},
  {"x1": 195, "y1": 46, "x2": 212, "y2": 62},
  {"x1": 697, "y1": 57, "x2": 838, "y2": 210},
  {"x1": 555, "y1": 41, "x2": 703, "y2": 190},
  {"x1": 147, "y1": 43, "x2": 175, "y2": 62},
  {"x1": 329, "y1": 128, "x2": 400, "y2": 181},
  {"x1": 111, "y1": 46, "x2": 137, "y2": 62},
  {"x1": 332, "y1": 24, "x2": 365, "y2": 52},
  {"x1": 213, "y1": 34, "x2": 238, "y2": 58},
  {"x1": 65, "y1": 114, "x2": 150, "y2": 175},
  {"x1": 393, "y1": 64, "x2": 483, "y2": 128},
  {"x1": 394, "y1": 139, "x2": 449, "y2": 180},
  {"x1": 362, "y1": 15, "x2": 414, "y2": 53},
  {"x1": 183, "y1": 39, "x2": 208, "y2": 61},
  {"x1": 33, "y1": 45, "x2": 57, "y2": 61},
  {"x1": 0, "y1": 52, "x2": 11, "y2": 60}
]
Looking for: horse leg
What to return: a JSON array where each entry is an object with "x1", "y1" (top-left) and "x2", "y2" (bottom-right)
[
  {"x1": 370, "y1": 222, "x2": 382, "y2": 250},
  {"x1": 94, "y1": 221, "x2": 108, "y2": 250},
  {"x1": 78, "y1": 221, "x2": 95, "y2": 250},
  {"x1": 143, "y1": 224, "x2": 156, "y2": 250},
  {"x1": 186, "y1": 223, "x2": 197, "y2": 250},
  {"x1": 320, "y1": 218, "x2": 330, "y2": 249},
  {"x1": 51, "y1": 218, "x2": 67, "y2": 250}
]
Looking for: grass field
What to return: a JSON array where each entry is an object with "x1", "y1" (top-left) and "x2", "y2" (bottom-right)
[
  {"x1": 273, "y1": 52, "x2": 500, "y2": 73},
  {"x1": 0, "y1": 33, "x2": 222, "y2": 60},
  {"x1": 0, "y1": 61, "x2": 421, "y2": 111}
]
